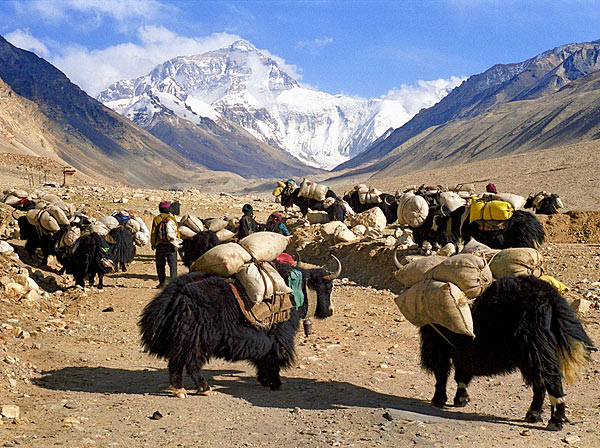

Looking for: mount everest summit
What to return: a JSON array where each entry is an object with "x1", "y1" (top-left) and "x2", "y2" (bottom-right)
[{"x1": 99, "y1": 40, "x2": 457, "y2": 170}]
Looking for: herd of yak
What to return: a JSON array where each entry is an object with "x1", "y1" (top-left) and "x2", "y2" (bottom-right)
[{"x1": 6, "y1": 183, "x2": 596, "y2": 432}]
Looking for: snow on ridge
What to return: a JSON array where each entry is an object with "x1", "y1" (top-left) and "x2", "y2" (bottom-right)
[{"x1": 98, "y1": 41, "x2": 459, "y2": 170}]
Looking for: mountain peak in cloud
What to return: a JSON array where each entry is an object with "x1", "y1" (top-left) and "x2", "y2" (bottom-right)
[{"x1": 98, "y1": 38, "x2": 461, "y2": 169}]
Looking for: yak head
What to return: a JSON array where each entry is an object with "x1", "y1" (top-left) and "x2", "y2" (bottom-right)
[{"x1": 302, "y1": 255, "x2": 341, "y2": 319}]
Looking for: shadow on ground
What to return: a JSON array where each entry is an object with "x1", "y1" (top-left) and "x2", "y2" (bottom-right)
[{"x1": 33, "y1": 366, "x2": 525, "y2": 427}]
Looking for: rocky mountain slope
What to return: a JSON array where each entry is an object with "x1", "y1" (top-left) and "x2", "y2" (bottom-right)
[
  {"x1": 99, "y1": 40, "x2": 453, "y2": 169},
  {"x1": 335, "y1": 39, "x2": 600, "y2": 172},
  {"x1": 0, "y1": 35, "x2": 224, "y2": 188}
]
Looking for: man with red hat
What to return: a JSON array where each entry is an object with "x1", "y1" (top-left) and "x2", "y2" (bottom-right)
[{"x1": 151, "y1": 201, "x2": 180, "y2": 288}]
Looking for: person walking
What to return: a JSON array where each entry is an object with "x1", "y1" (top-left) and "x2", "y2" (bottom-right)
[{"x1": 151, "y1": 201, "x2": 181, "y2": 288}]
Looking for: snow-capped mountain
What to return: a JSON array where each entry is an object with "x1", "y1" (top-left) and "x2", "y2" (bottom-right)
[{"x1": 99, "y1": 40, "x2": 445, "y2": 169}]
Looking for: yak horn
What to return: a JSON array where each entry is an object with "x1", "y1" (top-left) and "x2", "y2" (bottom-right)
[
  {"x1": 393, "y1": 247, "x2": 402, "y2": 269},
  {"x1": 383, "y1": 195, "x2": 395, "y2": 206},
  {"x1": 323, "y1": 255, "x2": 342, "y2": 281}
]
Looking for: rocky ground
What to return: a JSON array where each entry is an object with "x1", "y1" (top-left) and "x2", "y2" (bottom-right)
[{"x1": 0, "y1": 176, "x2": 599, "y2": 448}]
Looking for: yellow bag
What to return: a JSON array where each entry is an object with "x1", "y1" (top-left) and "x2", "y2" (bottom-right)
[
  {"x1": 539, "y1": 275, "x2": 569, "y2": 295},
  {"x1": 470, "y1": 196, "x2": 514, "y2": 223},
  {"x1": 272, "y1": 186, "x2": 283, "y2": 197}
]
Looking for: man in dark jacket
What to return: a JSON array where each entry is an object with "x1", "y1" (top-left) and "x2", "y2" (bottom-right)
[
  {"x1": 151, "y1": 201, "x2": 180, "y2": 288},
  {"x1": 237, "y1": 204, "x2": 259, "y2": 239}
]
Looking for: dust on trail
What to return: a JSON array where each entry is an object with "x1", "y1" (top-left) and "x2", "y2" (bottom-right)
[{"x1": 1, "y1": 207, "x2": 600, "y2": 447}]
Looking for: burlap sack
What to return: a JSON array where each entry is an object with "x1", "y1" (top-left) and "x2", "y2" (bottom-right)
[
  {"x1": 41, "y1": 194, "x2": 60, "y2": 204},
  {"x1": 394, "y1": 280, "x2": 475, "y2": 337},
  {"x1": 4, "y1": 195, "x2": 20, "y2": 206},
  {"x1": 12, "y1": 189, "x2": 29, "y2": 199},
  {"x1": 179, "y1": 225, "x2": 197, "y2": 239},
  {"x1": 180, "y1": 214, "x2": 204, "y2": 233},
  {"x1": 488, "y1": 193, "x2": 526, "y2": 211},
  {"x1": 394, "y1": 255, "x2": 447, "y2": 287},
  {"x1": 236, "y1": 262, "x2": 293, "y2": 304},
  {"x1": 26, "y1": 209, "x2": 42, "y2": 226},
  {"x1": 39, "y1": 211, "x2": 60, "y2": 232},
  {"x1": 299, "y1": 179, "x2": 328, "y2": 202},
  {"x1": 205, "y1": 218, "x2": 228, "y2": 233},
  {"x1": 60, "y1": 226, "x2": 80, "y2": 248},
  {"x1": 216, "y1": 228, "x2": 236, "y2": 242},
  {"x1": 91, "y1": 222, "x2": 110, "y2": 236},
  {"x1": 53, "y1": 201, "x2": 75, "y2": 218},
  {"x1": 48, "y1": 206, "x2": 70, "y2": 226},
  {"x1": 425, "y1": 254, "x2": 493, "y2": 299},
  {"x1": 489, "y1": 248, "x2": 543, "y2": 278},
  {"x1": 99, "y1": 215, "x2": 119, "y2": 230},
  {"x1": 191, "y1": 242, "x2": 252, "y2": 277},
  {"x1": 240, "y1": 232, "x2": 289, "y2": 262},
  {"x1": 126, "y1": 219, "x2": 141, "y2": 233},
  {"x1": 396, "y1": 193, "x2": 429, "y2": 227},
  {"x1": 452, "y1": 183, "x2": 475, "y2": 194},
  {"x1": 439, "y1": 192, "x2": 467, "y2": 212}
]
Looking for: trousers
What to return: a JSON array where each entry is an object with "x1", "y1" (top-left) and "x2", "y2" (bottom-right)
[{"x1": 155, "y1": 243, "x2": 177, "y2": 284}]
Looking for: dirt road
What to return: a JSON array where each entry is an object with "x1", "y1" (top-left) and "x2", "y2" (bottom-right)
[{"x1": 1, "y1": 232, "x2": 599, "y2": 448}]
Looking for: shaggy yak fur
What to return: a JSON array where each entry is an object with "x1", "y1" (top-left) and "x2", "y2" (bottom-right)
[
  {"x1": 525, "y1": 195, "x2": 562, "y2": 215},
  {"x1": 280, "y1": 184, "x2": 339, "y2": 218},
  {"x1": 17, "y1": 216, "x2": 61, "y2": 265},
  {"x1": 342, "y1": 191, "x2": 398, "y2": 224},
  {"x1": 461, "y1": 209, "x2": 545, "y2": 249},
  {"x1": 108, "y1": 226, "x2": 136, "y2": 272},
  {"x1": 178, "y1": 230, "x2": 220, "y2": 268},
  {"x1": 411, "y1": 205, "x2": 466, "y2": 249},
  {"x1": 68, "y1": 233, "x2": 113, "y2": 289},
  {"x1": 139, "y1": 263, "x2": 335, "y2": 397},
  {"x1": 420, "y1": 276, "x2": 594, "y2": 431}
]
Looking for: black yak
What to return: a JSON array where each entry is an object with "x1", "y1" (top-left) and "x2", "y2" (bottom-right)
[
  {"x1": 411, "y1": 205, "x2": 466, "y2": 250},
  {"x1": 108, "y1": 226, "x2": 136, "y2": 272},
  {"x1": 461, "y1": 209, "x2": 545, "y2": 249},
  {"x1": 17, "y1": 216, "x2": 59, "y2": 265},
  {"x1": 178, "y1": 230, "x2": 220, "y2": 268},
  {"x1": 138, "y1": 257, "x2": 340, "y2": 397},
  {"x1": 69, "y1": 233, "x2": 113, "y2": 289},
  {"x1": 419, "y1": 276, "x2": 594, "y2": 431},
  {"x1": 280, "y1": 182, "x2": 339, "y2": 218},
  {"x1": 342, "y1": 190, "x2": 398, "y2": 224},
  {"x1": 525, "y1": 194, "x2": 562, "y2": 215}
]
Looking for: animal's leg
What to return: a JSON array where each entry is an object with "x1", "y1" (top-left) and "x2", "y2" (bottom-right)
[
  {"x1": 255, "y1": 356, "x2": 282, "y2": 390},
  {"x1": 453, "y1": 368, "x2": 472, "y2": 407},
  {"x1": 97, "y1": 273, "x2": 104, "y2": 289},
  {"x1": 168, "y1": 359, "x2": 187, "y2": 398},
  {"x1": 525, "y1": 379, "x2": 546, "y2": 423},
  {"x1": 547, "y1": 395, "x2": 568, "y2": 431},
  {"x1": 120, "y1": 262, "x2": 127, "y2": 272},
  {"x1": 186, "y1": 358, "x2": 211, "y2": 395},
  {"x1": 88, "y1": 271, "x2": 95, "y2": 286},
  {"x1": 431, "y1": 357, "x2": 451, "y2": 407}
]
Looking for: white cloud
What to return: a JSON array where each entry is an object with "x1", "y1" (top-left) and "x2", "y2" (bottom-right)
[
  {"x1": 50, "y1": 27, "x2": 243, "y2": 96},
  {"x1": 297, "y1": 37, "x2": 334, "y2": 51},
  {"x1": 18, "y1": 0, "x2": 168, "y2": 24},
  {"x1": 5, "y1": 29, "x2": 51, "y2": 58},
  {"x1": 382, "y1": 76, "x2": 466, "y2": 116}
]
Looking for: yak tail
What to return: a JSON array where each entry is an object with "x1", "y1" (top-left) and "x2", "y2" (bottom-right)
[
  {"x1": 550, "y1": 290, "x2": 594, "y2": 384},
  {"x1": 138, "y1": 272, "x2": 210, "y2": 360}
]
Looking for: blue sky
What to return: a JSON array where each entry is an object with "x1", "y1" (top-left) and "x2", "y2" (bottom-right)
[{"x1": 1, "y1": 0, "x2": 599, "y2": 99}]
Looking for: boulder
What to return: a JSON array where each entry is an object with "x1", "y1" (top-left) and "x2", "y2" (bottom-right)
[
  {"x1": 350, "y1": 207, "x2": 387, "y2": 232},
  {"x1": 334, "y1": 226, "x2": 358, "y2": 243},
  {"x1": 1, "y1": 405, "x2": 20, "y2": 419},
  {"x1": 0, "y1": 241, "x2": 14, "y2": 255},
  {"x1": 322, "y1": 221, "x2": 347, "y2": 236},
  {"x1": 306, "y1": 211, "x2": 329, "y2": 225},
  {"x1": 4, "y1": 282, "x2": 24, "y2": 297},
  {"x1": 352, "y1": 225, "x2": 367, "y2": 236},
  {"x1": 570, "y1": 298, "x2": 591, "y2": 315}
]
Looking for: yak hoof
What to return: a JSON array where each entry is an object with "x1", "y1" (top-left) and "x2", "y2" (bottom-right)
[
  {"x1": 168, "y1": 386, "x2": 188, "y2": 398},
  {"x1": 525, "y1": 410, "x2": 543, "y2": 423},
  {"x1": 197, "y1": 385, "x2": 212, "y2": 396},
  {"x1": 431, "y1": 398, "x2": 446, "y2": 408},
  {"x1": 546, "y1": 420, "x2": 563, "y2": 431},
  {"x1": 453, "y1": 395, "x2": 470, "y2": 407}
]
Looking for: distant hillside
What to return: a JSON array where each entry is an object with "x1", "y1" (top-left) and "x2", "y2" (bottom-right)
[{"x1": 335, "y1": 39, "x2": 600, "y2": 173}]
